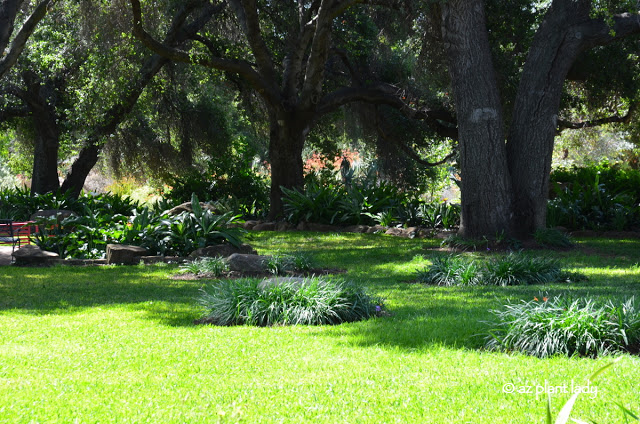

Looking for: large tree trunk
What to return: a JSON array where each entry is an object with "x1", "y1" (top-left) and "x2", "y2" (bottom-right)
[
  {"x1": 506, "y1": 1, "x2": 590, "y2": 236},
  {"x1": 59, "y1": 144, "x2": 100, "y2": 198},
  {"x1": 441, "y1": 0, "x2": 513, "y2": 238},
  {"x1": 30, "y1": 111, "x2": 60, "y2": 194},
  {"x1": 20, "y1": 70, "x2": 60, "y2": 194},
  {"x1": 267, "y1": 112, "x2": 308, "y2": 220}
]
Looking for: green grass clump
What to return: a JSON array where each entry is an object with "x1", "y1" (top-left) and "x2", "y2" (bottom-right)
[
  {"x1": 416, "y1": 255, "x2": 481, "y2": 286},
  {"x1": 417, "y1": 253, "x2": 566, "y2": 286},
  {"x1": 486, "y1": 296, "x2": 640, "y2": 358},
  {"x1": 179, "y1": 257, "x2": 228, "y2": 276},
  {"x1": 266, "y1": 252, "x2": 313, "y2": 275},
  {"x1": 484, "y1": 254, "x2": 562, "y2": 285},
  {"x1": 534, "y1": 228, "x2": 574, "y2": 248},
  {"x1": 198, "y1": 276, "x2": 380, "y2": 326}
]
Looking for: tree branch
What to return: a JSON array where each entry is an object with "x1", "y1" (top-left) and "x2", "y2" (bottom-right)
[
  {"x1": 228, "y1": 0, "x2": 278, "y2": 84},
  {"x1": 579, "y1": 11, "x2": 640, "y2": 49},
  {"x1": 300, "y1": 0, "x2": 335, "y2": 107},
  {"x1": 317, "y1": 84, "x2": 458, "y2": 139},
  {"x1": 130, "y1": 0, "x2": 281, "y2": 107},
  {"x1": 0, "y1": 0, "x2": 54, "y2": 80},
  {"x1": 557, "y1": 103, "x2": 636, "y2": 133}
]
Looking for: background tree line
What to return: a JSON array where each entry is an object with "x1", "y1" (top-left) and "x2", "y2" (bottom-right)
[{"x1": 1, "y1": 0, "x2": 639, "y2": 239}]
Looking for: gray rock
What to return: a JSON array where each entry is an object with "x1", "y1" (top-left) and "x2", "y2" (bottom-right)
[
  {"x1": 243, "y1": 220, "x2": 260, "y2": 230},
  {"x1": 275, "y1": 222, "x2": 295, "y2": 231},
  {"x1": 227, "y1": 253, "x2": 270, "y2": 272},
  {"x1": 106, "y1": 244, "x2": 149, "y2": 265},
  {"x1": 343, "y1": 225, "x2": 370, "y2": 233},
  {"x1": 299, "y1": 222, "x2": 341, "y2": 232},
  {"x1": 189, "y1": 243, "x2": 257, "y2": 258},
  {"x1": 12, "y1": 245, "x2": 60, "y2": 266},
  {"x1": 385, "y1": 227, "x2": 419, "y2": 238},
  {"x1": 366, "y1": 225, "x2": 387, "y2": 234},
  {"x1": 253, "y1": 222, "x2": 276, "y2": 231}
]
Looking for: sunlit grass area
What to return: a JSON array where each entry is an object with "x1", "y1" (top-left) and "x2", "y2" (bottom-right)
[{"x1": 1, "y1": 233, "x2": 639, "y2": 423}]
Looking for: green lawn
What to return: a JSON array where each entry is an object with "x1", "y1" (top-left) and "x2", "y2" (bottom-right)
[{"x1": 1, "y1": 232, "x2": 639, "y2": 423}]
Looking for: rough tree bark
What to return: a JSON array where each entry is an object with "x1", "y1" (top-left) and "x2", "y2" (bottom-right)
[
  {"x1": 5, "y1": 70, "x2": 61, "y2": 194},
  {"x1": 507, "y1": 0, "x2": 640, "y2": 236},
  {"x1": 439, "y1": 0, "x2": 640, "y2": 238},
  {"x1": 441, "y1": 0, "x2": 513, "y2": 238}
]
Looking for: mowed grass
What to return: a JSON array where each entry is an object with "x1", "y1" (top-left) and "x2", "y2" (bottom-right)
[{"x1": 1, "y1": 232, "x2": 639, "y2": 423}]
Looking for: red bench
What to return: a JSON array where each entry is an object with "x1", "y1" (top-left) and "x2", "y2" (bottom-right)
[{"x1": 0, "y1": 220, "x2": 35, "y2": 255}]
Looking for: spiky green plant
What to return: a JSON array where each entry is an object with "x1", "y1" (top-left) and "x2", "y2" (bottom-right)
[
  {"x1": 416, "y1": 255, "x2": 481, "y2": 286},
  {"x1": 198, "y1": 277, "x2": 381, "y2": 326},
  {"x1": 266, "y1": 252, "x2": 313, "y2": 275},
  {"x1": 486, "y1": 296, "x2": 640, "y2": 358},
  {"x1": 179, "y1": 257, "x2": 228, "y2": 276},
  {"x1": 484, "y1": 253, "x2": 562, "y2": 286},
  {"x1": 417, "y1": 253, "x2": 566, "y2": 286}
]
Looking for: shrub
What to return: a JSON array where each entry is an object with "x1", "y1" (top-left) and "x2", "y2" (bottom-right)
[
  {"x1": 416, "y1": 253, "x2": 568, "y2": 286},
  {"x1": 197, "y1": 277, "x2": 382, "y2": 326},
  {"x1": 179, "y1": 257, "x2": 228, "y2": 277},
  {"x1": 281, "y1": 182, "x2": 344, "y2": 224},
  {"x1": 548, "y1": 163, "x2": 640, "y2": 230},
  {"x1": 485, "y1": 296, "x2": 640, "y2": 358},
  {"x1": 30, "y1": 193, "x2": 244, "y2": 259},
  {"x1": 167, "y1": 158, "x2": 269, "y2": 219}
]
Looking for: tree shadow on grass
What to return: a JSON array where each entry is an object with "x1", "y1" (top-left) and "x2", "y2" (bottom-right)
[
  {"x1": 0, "y1": 265, "x2": 205, "y2": 326},
  {"x1": 307, "y1": 277, "x2": 640, "y2": 353}
]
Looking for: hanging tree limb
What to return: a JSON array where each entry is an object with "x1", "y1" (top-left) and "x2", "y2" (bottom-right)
[{"x1": 556, "y1": 103, "x2": 636, "y2": 134}]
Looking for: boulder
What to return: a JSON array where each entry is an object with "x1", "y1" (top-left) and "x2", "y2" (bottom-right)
[
  {"x1": 243, "y1": 220, "x2": 260, "y2": 230},
  {"x1": 385, "y1": 227, "x2": 419, "y2": 238},
  {"x1": 297, "y1": 222, "x2": 341, "y2": 232},
  {"x1": 253, "y1": 222, "x2": 277, "y2": 231},
  {"x1": 227, "y1": 253, "x2": 270, "y2": 272},
  {"x1": 189, "y1": 243, "x2": 257, "y2": 258},
  {"x1": 12, "y1": 245, "x2": 60, "y2": 266},
  {"x1": 275, "y1": 222, "x2": 295, "y2": 231},
  {"x1": 343, "y1": 225, "x2": 370, "y2": 233},
  {"x1": 106, "y1": 244, "x2": 149, "y2": 265},
  {"x1": 366, "y1": 225, "x2": 387, "y2": 234}
]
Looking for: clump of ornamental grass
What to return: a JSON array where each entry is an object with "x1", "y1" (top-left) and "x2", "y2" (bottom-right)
[
  {"x1": 197, "y1": 276, "x2": 383, "y2": 326},
  {"x1": 179, "y1": 257, "x2": 228, "y2": 277},
  {"x1": 484, "y1": 253, "x2": 562, "y2": 286},
  {"x1": 416, "y1": 253, "x2": 574, "y2": 286},
  {"x1": 485, "y1": 296, "x2": 640, "y2": 358},
  {"x1": 416, "y1": 255, "x2": 481, "y2": 286},
  {"x1": 266, "y1": 252, "x2": 314, "y2": 275}
]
